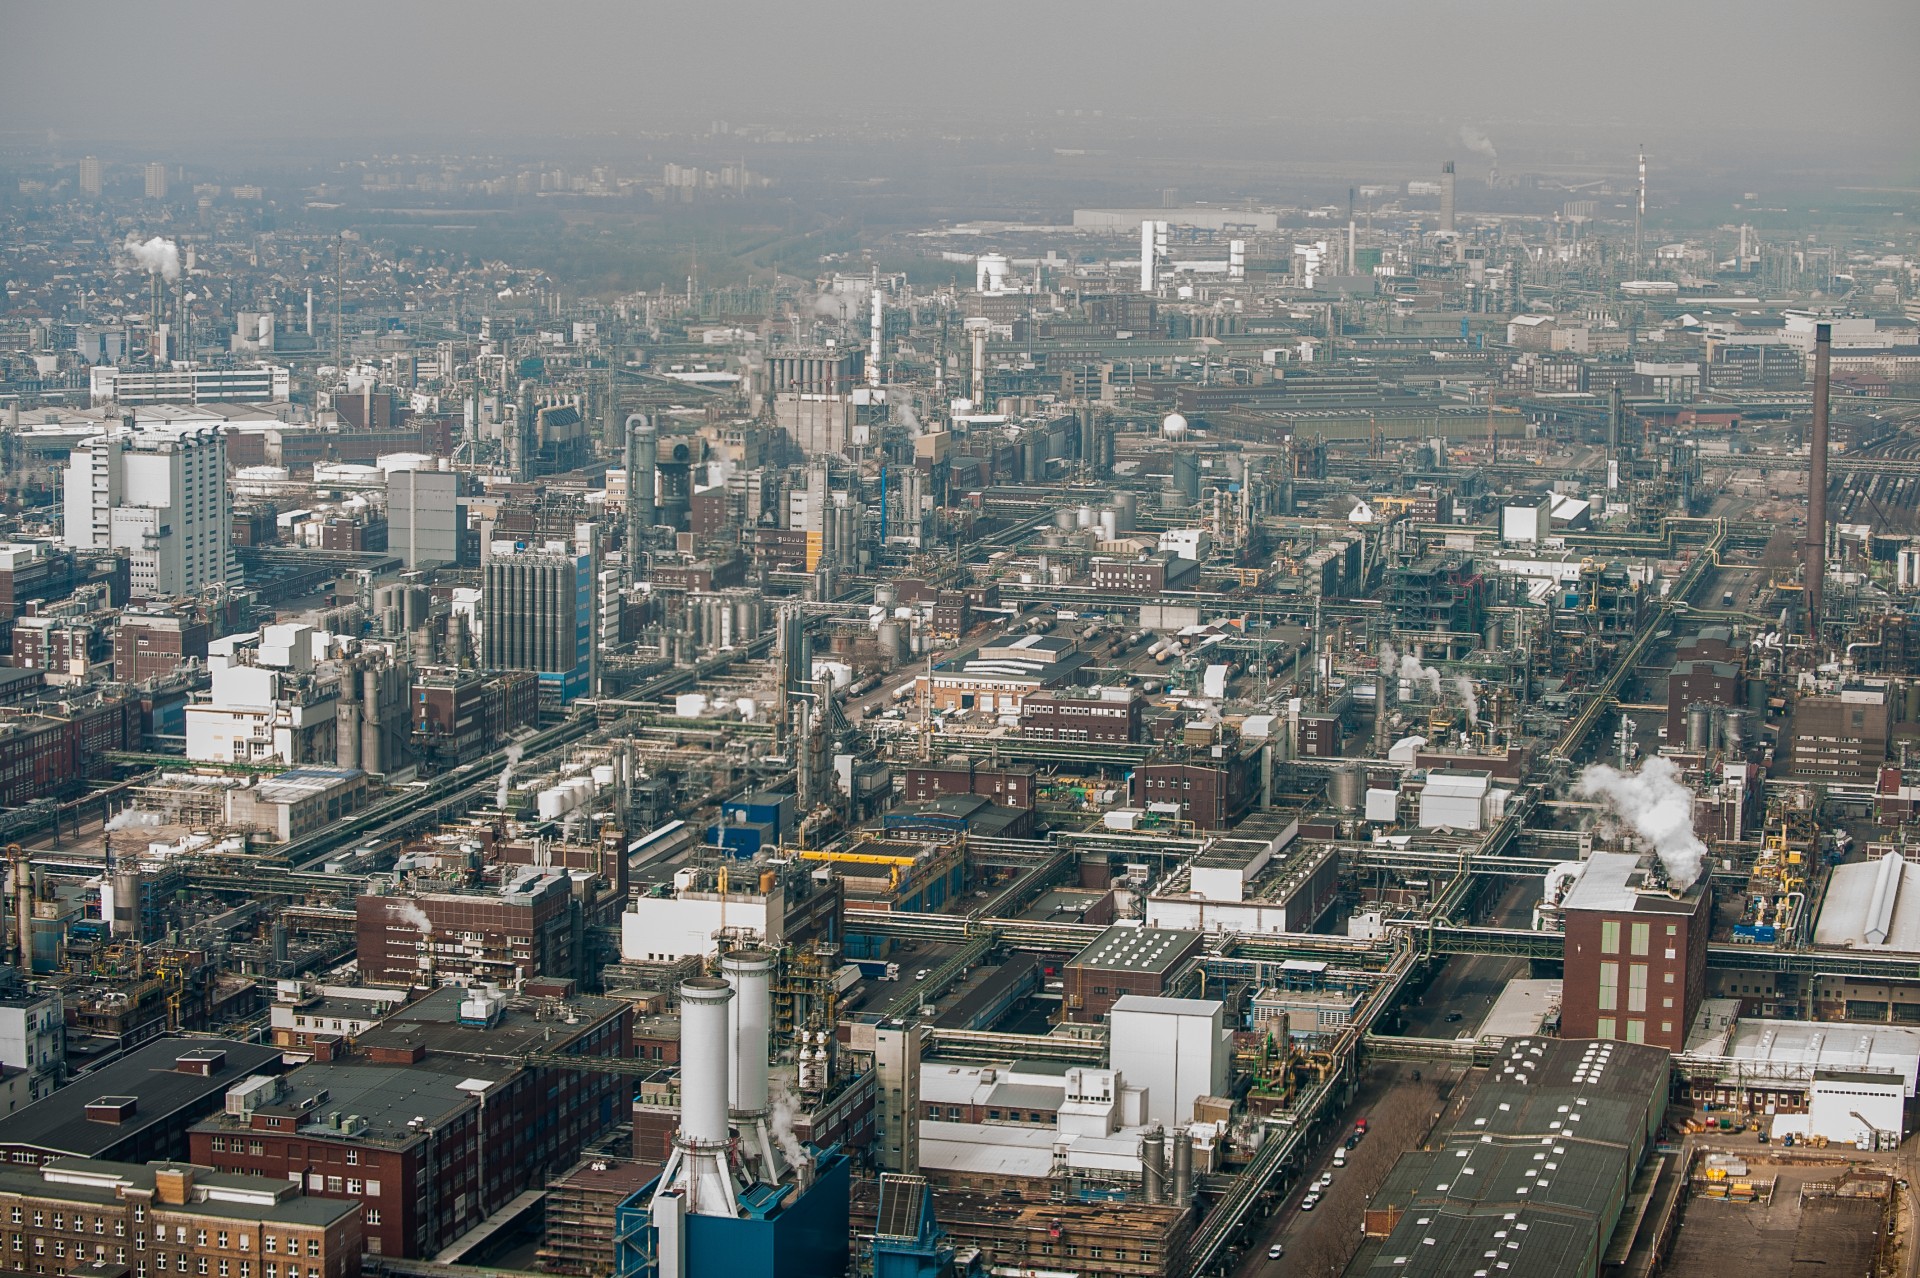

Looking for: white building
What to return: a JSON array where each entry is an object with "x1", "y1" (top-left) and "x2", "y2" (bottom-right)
[
  {"x1": 89, "y1": 363, "x2": 290, "y2": 407},
  {"x1": 62, "y1": 422, "x2": 234, "y2": 599},
  {"x1": 1109, "y1": 995, "x2": 1229, "y2": 1128},
  {"x1": 619, "y1": 868, "x2": 784, "y2": 961},
  {"x1": 0, "y1": 986, "x2": 63, "y2": 1106},
  {"x1": 184, "y1": 624, "x2": 340, "y2": 766},
  {"x1": 1418, "y1": 770, "x2": 1495, "y2": 832},
  {"x1": 387, "y1": 466, "x2": 460, "y2": 568}
]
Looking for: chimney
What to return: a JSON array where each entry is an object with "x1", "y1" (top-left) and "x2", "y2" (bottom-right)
[
  {"x1": 1807, "y1": 321, "x2": 1831, "y2": 630},
  {"x1": 153, "y1": 1166, "x2": 193, "y2": 1206}
]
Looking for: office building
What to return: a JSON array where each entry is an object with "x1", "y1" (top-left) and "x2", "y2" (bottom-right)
[
  {"x1": 1558, "y1": 851, "x2": 1711, "y2": 1051},
  {"x1": 386, "y1": 468, "x2": 459, "y2": 568},
  {"x1": 62, "y1": 424, "x2": 234, "y2": 600},
  {"x1": 1789, "y1": 683, "x2": 1889, "y2": 785},
  {"x1": 78, "y1": 156, "x2": 102, "y2": 198},
  {"x1": 480, "y1": 543, "x2": 592, "y2": 709},
  {"x1": 143, "y1": 163, "x2": 168, "y2": 200}
]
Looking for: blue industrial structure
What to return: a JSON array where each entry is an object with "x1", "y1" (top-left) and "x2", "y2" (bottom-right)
[
  {"x1": 870, "y1": 1173, "x2": 982, "y2": 1278},
  {"x1": 612, "y1": 1148, "x2": 851, "y2": 1278}
]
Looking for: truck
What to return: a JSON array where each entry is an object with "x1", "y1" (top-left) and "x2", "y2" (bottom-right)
[{"x1": 1723, "y1": 590, "x2": 1736, "y2": 608}]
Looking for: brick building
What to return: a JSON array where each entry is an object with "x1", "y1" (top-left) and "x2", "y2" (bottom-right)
[
  {"x1": 1129, "y1": 746, "x2": 1260, "y2": 830},
  {"x1": 1061, "y1": 926, "x2": 1204, "y2": 1025},
  {"x1": 1559, "y1": 851, "x2": 1711, "y2": 1051},
  {"x1": 1088, "y1": 552, "x2": 1199, "y2": 596},
  {"x1": 353, "y1": 875, "x2": 579, "y2": 988},
  {"x1": 116, "y1": 612, "x2": 212, "y2": 683},
  {"x1": 903, "y1": 759, "x2": 1037, "y2": 809},
  {"x1": 189, "y1": 987, "x2": 629, "y2": 1259},
  {"x1": 0, "y1": 1159, "x2": 362, "y2": 1278},
  {"x1": 409, "y1": 668, "x2": 539, "y2": 767},
  {"x1": 0, "y1": 693, "x2": 141, "y2": 807},
  {"x1": 1020, "y1": 688, "x2": 1141, "y2": 743},
  {"x1": 1666, "y1": 659, "x2": 1742, "y2": 747},
  {"x1": 1789, "y1": 684, "x2": 1890, "y2": 786}
]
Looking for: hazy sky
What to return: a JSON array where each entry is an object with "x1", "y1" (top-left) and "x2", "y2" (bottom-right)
[{"x1": 6, "y1": 1, "x2": 1919, "y2": 163}]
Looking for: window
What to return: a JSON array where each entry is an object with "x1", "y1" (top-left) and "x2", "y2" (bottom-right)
[
  {"x1": 196, "y1": 1233, "x2": 206, "y2": 1248},
  {"x1": 1597, "y1": 1017, "x2": 1616, "y2": 1039},
  {"x1": 217, "y1": 1234, "x2": 227, "y2": 1251},
  {"x1": 363, "y1": 1181, "x2": 379, "y2": 1198},
  {"x1": 1600, "y1": 920, "x2": 1620, "y2": 954},
  {"x1": 1628, "y1": 965, "x2": 1648, "y2": 1014},
  {"x1": 1666, "y1": 924, "x2": 1677, "y2": 936},
  {"x1": 1625, "y1": 1020, "x2": 1646, "y2": 1044},
  {"x1": 346, "y1": 1181, "x2": 361, "y2": 1196},
  {"x1": 249, "y1": 1142, "x2": 264, "y2": 1157},
  {"x1": 364, "y1": 1213, "x2": 380, "y2": 1228},
  {"x1": 265, "y1": 1266, "x2": 276, "y2": 1278},
  {"x1": 324, "y1": 1178, "x2": 342, "y2": 1194},
  {"x1": 306, "y1": 1240, "x2": 319, "y2": 1257},
  {"x1": 263, "y1": 1239, "x2": 275, "y2": 1256},
  {"x1": 1598, "y1": 962, "x2": 1619, "y2": 1012},
  {"x1": 1661, "y1": 1021, "x2": 1674, "y2": 1035},
  {"x1": 1630, "y1": 922, "x2": 1650, "y2": 956},
  {"x1": 218, "y1": 1262, "x2": 229, "y2": 1278},
  {"x1": 238, "y1": 1235, "x2": 249, "y2": 1252},
  {"x1": 344, "y1": 1151, "x2": 358, "y2": 1167},
  {"x1": 211, "y1": 1138, "x2": 227, "y2": 1153},
  {"x1": 198, "y1": 1258, "x2": 209, "y2": 1275}
]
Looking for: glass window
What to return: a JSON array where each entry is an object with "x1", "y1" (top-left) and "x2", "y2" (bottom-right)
[
  {"x1": 1598, "y1": 962, "x2": 1619, "y2": 1012},
  {"x1": 1630, "y1": 923, "x2": 1651, "y2": 956},
  {"x1": 1600, "y1": 920, "x2": 1620, "y2": 954},
  {"x1": 1625, "y1": 1020, "x2": 1646, "y2": 1044},
  {"x1": 1596, "y1": 1017, "x2": 1616, "y2": 1039},
  {"x1": 1629, "y1": 965, "x2": 1648, "y2": 1013}
]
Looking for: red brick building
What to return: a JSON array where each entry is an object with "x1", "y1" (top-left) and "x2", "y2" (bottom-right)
[
  {"x1": 904, "y1": 758, "x2": 1037, "y2": 809},
  {"x1": 1559, "y1": 851, "x2": 1712, "y2": 1051},
  {"x1": 116, "y1": 611, "x2": 212, "y2": 682},
  {"x1": 354, "y1": 875, "x2": 579, "y2": 988},
  {"x1": 1129, "y1": 746, "x2": 1260, "y2": 830},
  {"x1": 1062, "y1": 925, "x2": 1205, "y2": 1024},
  {"x1": 189, "y1": 987, "x2": 630, "y2": 1259},
  {"x1": 1020, "y1": 688, "x2": 1142, "y2": 743},
  {"x1": 1089, "y1": 552, "x2": 1199, "y2": 596}
]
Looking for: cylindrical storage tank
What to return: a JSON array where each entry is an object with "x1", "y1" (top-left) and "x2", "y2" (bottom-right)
[
  {"x1": 1171, "y1": 1130, "x2": 1193, "y2": 1202},
  {"x1": 538, "y1": 788, "x2": 567, "y2": 820},
  {"x1": 1076, "y1": 504, "x2": 1095, "y2": 528},
  {"x1": 1330, "y1": 763, "x2": 1363, "y2": 813},
  {"x1": 1141, "y1": 1126, "x2": 1166, "y2": 1204},
  {"x1": 1686, "y1": 704, "x2": 1712, "y2": 753},
  {"x1": 1099, "y1": 509, "x2": 1118, "y2": 542},
  {"x1": 403, "y1": 586, "x2": 428, "y2": 631},
  {"x1": 1906, "y1": 682, "x2": 1920, "y2": 725},
  {"x1": 1720, "y1": 708, "x2": 1746, "y2": 756},
  {"x1": 675, "y1": 978, "x2": 733, "y2": 1147},
  {"x1": 878, "y1": 622, "x2": 901, "y2": 667},
  {"x1": 1053, "y1": 509, "x2": 1077, "y2": 531},
  {"x1": 1112, "y1": 490, "x2": 1137, "y2": 530},
  {"x1": 720, "y1": 949, "x2": 775, "y2": 1117},
  {"x1": 1749, "y1": 678, "x2": 1769, "y2": 714}
]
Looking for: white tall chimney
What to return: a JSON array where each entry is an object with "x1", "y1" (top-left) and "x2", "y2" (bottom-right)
[
  {"x1": 653, "y1": 977, "x2": 741, "y2": 1218},
  {"x1": 721, "y1": 948, "x2": 782, "y2": 1181},
  {"x1": 867, "y1": 288, "x2": 883, "y2": 389}
]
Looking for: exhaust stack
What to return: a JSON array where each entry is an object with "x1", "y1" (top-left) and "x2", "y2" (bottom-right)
[
  {"x1": 652, "y1": 977, "x2": 741, "y2": 1219},
  {"x1": 1808, "y1": 322, "x2": 1831, "y2": 630},
  {"x1": 721, "y1": 948, "x2": 783, "y2": 1182}
]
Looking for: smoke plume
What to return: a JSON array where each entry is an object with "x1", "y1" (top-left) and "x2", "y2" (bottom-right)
[
  {"x1": 1455, "y1": 676, "x2": 1480, "y2": 726},
  {"x1": 1458, "y1": 125, "x2": 1498, "y2": 164},
  {"x1": 122, "y1": 234, "x2": 181, "y2": 281},
  {"x1": 767, "y1": 1077, "x2": 810, "y2": 1179},
  {"x1": 103, "y1": 808, "x2": 161, "y2": 833},
  {"x1": 496, "y1": 743, "x2": 523, "y2": 809},
  {"x1": 1575, "y1": 756, "x2": 1706, "y2": 889},
  {"x1": 392, "y1": 902, "x2": 434, "y2": 934}
]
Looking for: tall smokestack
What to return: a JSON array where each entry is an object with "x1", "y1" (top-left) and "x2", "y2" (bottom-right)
[
  {"x1": 625, "y1": 414, "x2": 656, "y2": 570},
  {"x1": 867, "y1": 288, "x2": 883, "y2": 389},
  {"x1": 1808, "y1": 321, "x2": 1832, "y2": 630},
  {"x1": 721, "y1": 948, "x2": 782, "y2": 1181},
  {"x1": 654, "y1": 977, "x2": 741, "y2": 1218},
  {"x1": 1440, "y1": 161, "x2": 1456, "y2": 235}
]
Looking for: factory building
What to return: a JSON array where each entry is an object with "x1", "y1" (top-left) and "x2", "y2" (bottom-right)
[
  {"x1": 1558, "y1": 851, "x2": 1711, "y2": 1052},
  {"x1": 386, "y1": 466, "x2": 460, "y2": 568},
  {"x1": 88, "y1": 363, "x2": 291, "y2": 406},
  {"x1": 613, "y1": 964, "x2": 850, "y2": 1278},
  {"x1": 355, "y1": 874, "x2": 580, "y2": 988},
  {"x1": 1062, "y1": 926, "x2": 1204, "y2": 1025},
  {"x1": 1353, "y1": 1037, "x2": 1669, "y2": 1278},
  {"x1": 480, "y1": 542, "x2": 593, "y2": 709},
  {"x1": 61, "y1": 422, "x2": 235, "y2": 599}
]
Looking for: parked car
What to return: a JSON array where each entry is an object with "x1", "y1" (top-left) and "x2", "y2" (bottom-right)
[
  {"x1": 1301, "y1": 1194, "x2": 1319, "y2": 1211},
  {"x1": 1268, "y1": 1244, "x2": 1285, "y2": 1260}
]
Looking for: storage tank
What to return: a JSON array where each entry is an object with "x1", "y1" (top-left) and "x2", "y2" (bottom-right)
[
  {"x1": 1099, "y1": 509, "x2": 1118, "y2": 542},
  {"x1": 1112, "y1": 490, "x2": 1138, "y2": 530},
  {"x1": 1053, "y1": 509, "x2": 1077, "y2": 531},
  {"x1": 1686, "y1": 704, "x2": 1713, "y2": 753},
  {"x1": 1330, "y1": 763, "x2": 1364, "y2": 813},
  {"x1": 537, "y1": 787, "x2": 567, "y2": 821},
  {"x1": 674, "y1": 693, "x2": 708, "y2": 718},
  {"x1": 1720, "y1": 708, "x2": 1747, "y2": 756}
]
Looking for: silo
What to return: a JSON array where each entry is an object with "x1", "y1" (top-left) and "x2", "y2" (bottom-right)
[
  {"x1": 1141, "y1": 1126, "x2": 1166, "y2": 1204},
  {"x1": 1330, "y1": 763, "x2": 1364, "y2": 813},
  {"x1": 1686, "y1": 704, "x2": 1712, "y2": 753},
  {"x1": 1099, "y1": 509, "x2": 1118, "y2": 542},
  {"x1": 1112, "y1": 490, "x2": 1138, "y2": 530},
  {"x1": 1172, "y1": 451, "x2": 1201, "y2": 505},
  {"x1": 1720, "y1": 708, "x2": 1746, "y2": 757}
]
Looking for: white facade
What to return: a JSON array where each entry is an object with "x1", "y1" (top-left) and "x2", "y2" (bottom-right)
[
  {"x1": 1502, "y1": 497, "x2": 1552, "y2": 544},
  {"x1": 388, "y1": 468, "x2": 459, "y2": 568},
  {"x1": 1419, "y1": 771, "x2": 1491, "y2": 832},
  {"x1": 1807, "y1": 1072, "x2": 1905, "y2": 1145},
  {"x1": 184, "y1": 625, "x2": 339, "y2": 765},
  {"x1": 620, "y1": 885, "x2": 783, "y2": 961},
  {"x1": 1109, "y1": 995, "x2": 1228, "y2": 1128},
  {"x1": 0, "y1": 990, "x2": 63, "y2": 1103},
  {"x1": 62, "y1": 424, "x2": 234, "y2": 599},
  {"x1": 89, "y1": 363, "x2": 291, "y2": 406}
]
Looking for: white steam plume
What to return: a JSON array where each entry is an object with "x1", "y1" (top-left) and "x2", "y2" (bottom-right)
[
  {"x1": 1458, "y1": 125, "x2": 1498, "y2": 164},
  {"x1": 767, "y1": 1077, "x2": 810, "y2": 1177},
  {"x1": 1398, "y1": 653, "x2": 1441, "y2": 698},
  {"x1": 495, "y1": 744, "x2": 523, "y2": 809},
  {"x1": 122, "y1": 234, "x2": 181, "y2": 281},
  {"x1": 103, "y1": 808, "x2": 162, "y2": 833},
  {"x1": 1575, "y1": 756, "x2": 1706, "y2": 889},
  {"x1": 392, "y1": 902, "x2": 434, "y2": 934},
  {"x1": 895, "y1": 398, "x2": 921, "y2": 435},
  {"x1": 1455, "y1": 676, "x2": 1480, "y2": 726}
]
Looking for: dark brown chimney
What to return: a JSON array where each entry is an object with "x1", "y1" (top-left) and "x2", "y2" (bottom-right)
[{"x1": 1808, "y1": 322, "x2": 1831, "y2": 629}]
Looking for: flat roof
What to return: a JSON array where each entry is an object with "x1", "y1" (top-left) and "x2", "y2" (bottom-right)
[
  {"x1": 1065, "y1": 925, "x2": 1201, "y2": 975},
  {"x1": 1815, "y1": 853, "x2": 1920, "y2": 951},
  {"x1": 1685, "y1": 1013, "x2": 1920, "y2": 1095},
  {"x1": 0, "y1": 1038, "x2": 281, "y2": 1159}
]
